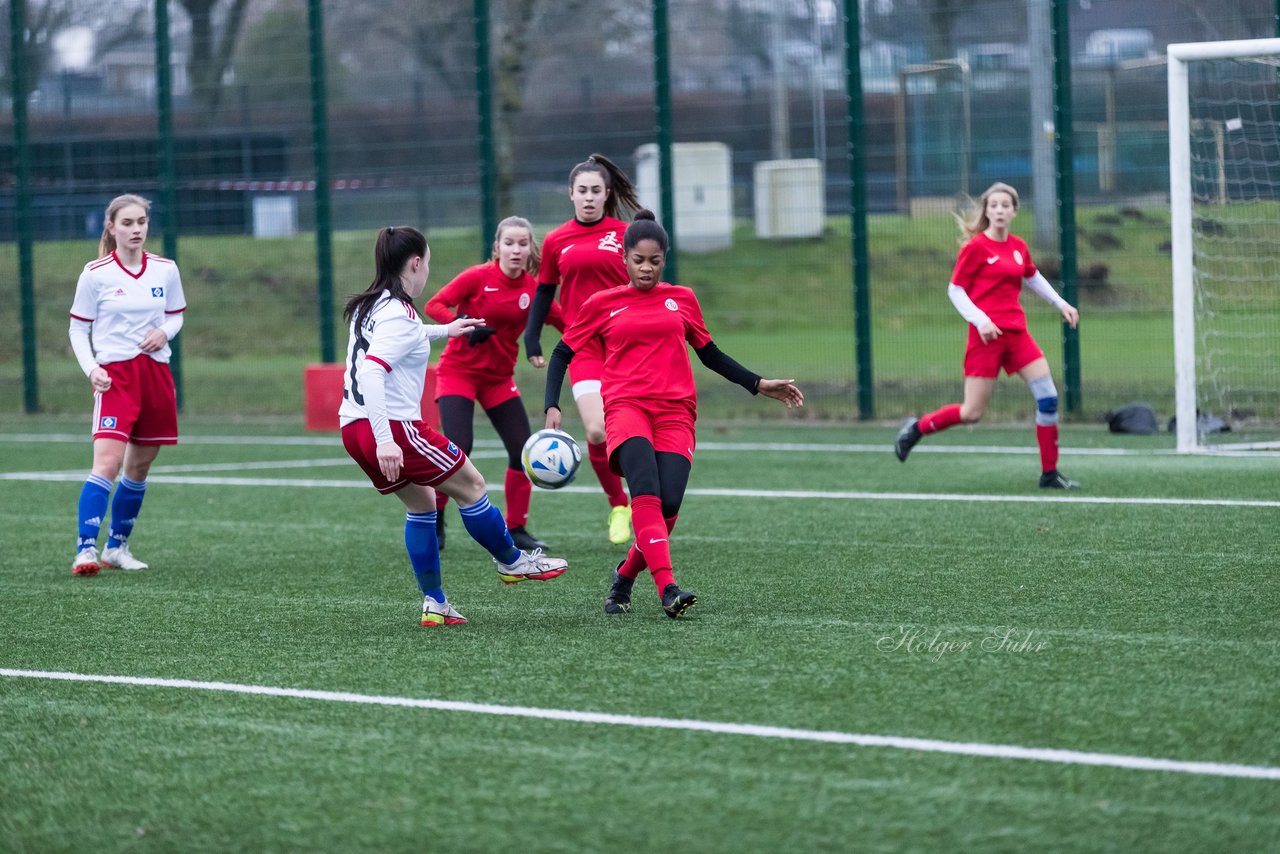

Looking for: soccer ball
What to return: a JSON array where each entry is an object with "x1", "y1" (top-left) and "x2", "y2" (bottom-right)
[{"x1": 521, "y1": 428, "x2": 582, "y2": 490}]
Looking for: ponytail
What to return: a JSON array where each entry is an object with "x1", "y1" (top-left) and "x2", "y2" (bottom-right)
[{"x1": 569, "y1": 153, "x2": 640, "y2": 221}]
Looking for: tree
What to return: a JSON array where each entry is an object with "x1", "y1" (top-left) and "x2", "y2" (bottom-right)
[
  {"x1": 174, "y1": 0, "x2": 252, "y2": 118},
  {"x1": 231, "y1": 8, "x2": 345, "y2": 109},
  {"x1": 1, "y1": 0, "x2": 145, "y2": 101}
]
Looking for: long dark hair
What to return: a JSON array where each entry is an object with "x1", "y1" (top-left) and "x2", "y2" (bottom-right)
[
  {"x1": 568, "y1": 153, "x2": 640, "y2": 221},
  {"x1": 343, "y1": 225, "x2": 426, "y2": 332}
]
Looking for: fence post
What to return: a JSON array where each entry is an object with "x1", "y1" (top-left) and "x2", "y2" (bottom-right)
[
  {"x1": 155, "y1": 0, "x2": 183, "y2": 408},
  {"x1": 845, "y1": 0, "x2": 873, "y2": 419},
  {"x1": 474, "y1": 0, "x2": 497, "y2": 260},
  {"x1": 652, "y1": 0, "x2": 677, "y2": 282},
  {"x1": 308, "y1": 0, "x2": 336, "y2": 363},
  {"x1": 1051, "y1": 0, "x2": 1081, "y2": 414},
  {"x1": 11, "y1": 0, "x2": 38, "y2": 412}
]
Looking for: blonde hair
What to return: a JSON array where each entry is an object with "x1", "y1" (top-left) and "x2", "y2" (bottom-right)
[
  {"x1": 99, "y1": 194, "x2": 152, "y2": 256},
  {"x1": 958, "y1": 182, "x2": 1019, "y2": 239},
  {"x1": 490, "y1": 215, "x2": 540, "y2": 275}
]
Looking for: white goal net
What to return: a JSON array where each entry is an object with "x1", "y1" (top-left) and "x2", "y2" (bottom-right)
[{"x1": 1168, "y1": 38, "x2": 1280, "y2": 452}]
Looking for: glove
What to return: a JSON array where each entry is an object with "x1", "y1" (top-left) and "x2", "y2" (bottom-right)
[{"x1": 468, "y1": 326, "x2": 497, "y2": 346}]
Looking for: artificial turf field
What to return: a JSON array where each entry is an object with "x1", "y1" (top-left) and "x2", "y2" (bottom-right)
[{"x1": 2, "y1": 418, "x2": 1278, "y2": 852}]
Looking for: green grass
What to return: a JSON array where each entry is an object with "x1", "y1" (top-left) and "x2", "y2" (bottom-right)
[{"x1": 2, "y1": 419, "x2": 1279, "y2": 851}]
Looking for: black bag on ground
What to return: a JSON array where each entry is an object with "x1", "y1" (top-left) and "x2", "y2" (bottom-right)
[{"x1": 1105, "y1": 402, "x2": 1159, "y2": 435}]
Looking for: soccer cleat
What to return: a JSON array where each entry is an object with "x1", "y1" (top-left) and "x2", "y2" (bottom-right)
[
  {"x1": 436, "y1": 511, "x2": 447, "y2": 552},
  {"x1": 71, "y1": 547, "x2": 101, "y2": 577},
  {"x1": 421, "y1": 596, "x2": 468, "y2": 627},
  {"x1": 101, "y1": 544, "x2": 148, "y2": 571},
  {"x1": 495, "y1": 548, "x2": 568, "y2": 584},
  {"x1": 604, "y1": 565, "x2": 634, "y2": 615},
  {"x1": 508, "y1": 526, "x2": 548, "y2": 552},
  {"x1": 661, "y1": 583, "x2": 697, "y2": 619},
  {"x1": 894, "y1": 418, "x2": 922, "y2": 462},
  {"x1": 1039, "y1": 469, "x2": 1080, "y2": 490},
  {"x1": 607, "y1": 505, "x2": 633, "y2": 545}
]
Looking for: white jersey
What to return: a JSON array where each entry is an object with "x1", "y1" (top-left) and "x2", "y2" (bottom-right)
[
  {"x1": 338, "y1": 291, "x2": 447, "y2": 427},
  {"x1": 69, "y1": 251, "x2": 186, "y2": 365}
]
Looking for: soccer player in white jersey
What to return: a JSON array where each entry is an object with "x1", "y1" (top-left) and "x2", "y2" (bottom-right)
[
  {"x1": 340, "y1": 226, "x2": 569, "y2": 627},
  {"x1": 67, "y1": 194, "x2": 186, "y2": 576}
]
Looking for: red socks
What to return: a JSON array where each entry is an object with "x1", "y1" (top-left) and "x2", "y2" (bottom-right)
[
  {"x1": 588, "y1": 441, "x2": 629, "y2": 508},
  {"x1": 622, "y1": 496, "x2": 677, "y2": 592},
  {"x1": 919, "y1": 403, "x2": 963, "y2": 435},
  {"x1": 503, "y1": 467, "x2": 531, "y2": 529},
  {"x1": 1036, "y1": 424, "x2": 1059, "y2": 473}
]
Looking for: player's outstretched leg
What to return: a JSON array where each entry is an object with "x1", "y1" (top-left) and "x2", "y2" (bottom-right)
[{"x1": 894, "y1": 418, "x2": 922, "y2": 462}]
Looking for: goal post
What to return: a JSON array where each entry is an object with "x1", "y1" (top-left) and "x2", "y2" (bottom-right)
[{"x1": 1167, "y1": 38, "x2": 1280, "y2": 453}]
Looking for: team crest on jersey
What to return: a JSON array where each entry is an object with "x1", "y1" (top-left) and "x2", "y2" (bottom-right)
[
  {"x1": 598, "y1": 231, "x2": 622, "y2": 254},
  {"x1": 446, "y1": 441, "x2": 459, "y2": 456},
  {"x1": 100, "y1": 416, "x2": 117, "y2": 429},
  {"x1": 151, "y1": 287, "x2": 164, "y2": 297},
  {"x1": 1013, "y1": 250, "x2": 1023, "y2": 265},
  {"x1": 664, "y1": 298, "x2": 678, "y2": 311},
  {"x1": 519, "y1": 292, "x2": 531, "y2": 310}
]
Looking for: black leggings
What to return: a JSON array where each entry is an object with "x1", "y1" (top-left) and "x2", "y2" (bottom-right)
[
  {"x1": 615, "y1": 437, "x2": 691, "y2": 518},
  {"x1": 437, "y1": 395, "x2": 531, "y2": 470}
]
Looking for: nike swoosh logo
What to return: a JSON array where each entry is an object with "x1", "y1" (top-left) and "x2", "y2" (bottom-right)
[
  {"x1": 483, "y1": 286, "x2": 500, "y2": 292},
  {"x1": 560, "y1": 245, "x2": 575, "y2": 255},
  {"x1": 609, "y1": 307, "x2": 629, "y2": 317},
  {"x1": 648, "y1": 537, "x2": 667, "y2": 544},
  {"x1": 987, "y1": 256, "x2": 1000, "y2": 264}
]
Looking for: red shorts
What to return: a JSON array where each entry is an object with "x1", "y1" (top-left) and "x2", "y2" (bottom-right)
[
  {"x1": 963, "y1": 328, "x2": 1045, "y2": 378},
  {"x1": 434, "y1": 369, "x2": 521, "y2": 410},
  {"x1": 342, "y1": 419, "x2": 466, "y2": 494},
  {"x1": 568, "y1": 352, "x2": 604, "y2": 388},
  {"x1": 605, "y1": 398, "x2": 697, "y2": 475},
  {"x1": 91, "y1": 355, "x2": 178, "y2": 445}
]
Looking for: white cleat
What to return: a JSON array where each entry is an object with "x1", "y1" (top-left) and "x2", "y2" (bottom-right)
[
  {"x1": 101, "y1": 544, "x2": 148, "y2": 571},
  {"x1": 72, "y1": 547, "x2": 101, "y2": 577},
  {"x1": 421, "y1": 596, "x2": 468, "y2": 627},
  {"x1": 495, "y1": 548, "x2": 568, "y2": 584}
]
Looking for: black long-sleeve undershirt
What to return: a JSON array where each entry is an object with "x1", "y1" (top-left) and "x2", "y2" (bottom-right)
[{"x1": 522, "y1": 283, "x2": 558, "y2": 359}]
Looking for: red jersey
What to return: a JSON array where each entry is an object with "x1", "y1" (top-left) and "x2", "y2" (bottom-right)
[
  {"x1": 562, "y1": 283, "x2": 712, "y2": 407},
  {"x1": 951, "y1": 232, "x2": 1038, "y2": 332},
  {"x1": 537, "y1": 216, "x2": 629, "y2": 324},
  {"x1": 425, "y1": 261, "x2": 564, "y2": 378}
]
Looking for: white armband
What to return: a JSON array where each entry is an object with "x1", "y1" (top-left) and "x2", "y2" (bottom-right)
[
  {"x1": 68, "y1": 318, "x2": 100, "y2": 377},
  {"x1": 947, "y1": 284, "x2": 993, "y2": 329},
  {"x1": 159, "y1": 312, "x2": 184, "y2": 340},
  {"x1": 1022, "y1": 271, "x2": 1068, "y2": 309},
  {"x1": 423, "y1": 324, "x2": 450, "y2": 341},
  {"x1": 356, "y1": 360, "x2": 393, "y2": 445}
]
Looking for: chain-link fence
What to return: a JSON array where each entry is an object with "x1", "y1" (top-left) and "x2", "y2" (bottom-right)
[{"x1": 4, "y1": 0, "x2": 1277, "y2": 427}]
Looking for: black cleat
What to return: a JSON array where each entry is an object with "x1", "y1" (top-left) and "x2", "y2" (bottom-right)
[
  {"x1": 661, "y1": 583, "x2": 697, "y2": 619},
  {"x1": 604, "y1": 565, "x2": 634, "y2": 615},
  {"x1": 1039, "y1": 469, "x2": 1080, "y2": 490},
  {"x1": 436, "y1": 510, "x2": 447, "y2": 551},
  {"x1": 508, "y1": 525, "x2": 549, "y2": 552},
  {"x1": 894, "y1": 418, "x2": 922, "y2": 462}
]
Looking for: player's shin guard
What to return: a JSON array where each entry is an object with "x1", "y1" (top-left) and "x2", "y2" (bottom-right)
[
  {"x1": 1030, "y1": 375, "x2": 1060, "y2": 472},
  {"x1": 503, "y1": 467, "x2": 531, "y2": 530},
  {"x1": 106, "y1": 476, "x2": 146, "y2": 549},
  {"x1": 920, "y1": 403, "x2": 963, "y2": 434},
  {"x1": 405, "y1": 511, "x2": 444, "y2": 601},
  {"x1": 588, "y1": 441, "x2": 629, "y2": 508},
  {"x1": 76, "y1": 474, "x2": 112, "y2": 552},
  {"x1": 630, "y1": 495, "x2": 674, "y2": 592},
  {"x1": 458, "y1": 494, "x2": 520, "y2": 565}
]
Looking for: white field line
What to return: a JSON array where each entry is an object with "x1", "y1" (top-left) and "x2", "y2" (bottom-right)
[
  {"x1": 7, "y1": 432, "x2": 1280, "y2": 457},
  {"x1": 2, "y1": 469, "x2": 1276, "y2": 508},
  {"x1": 2, "y1": 668, "x2": 1276, "y2": 781}
]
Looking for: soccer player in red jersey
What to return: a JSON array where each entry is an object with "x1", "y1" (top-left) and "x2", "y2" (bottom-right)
[
  {"x1": 893, "y1": 182, "x2": 1082, "y2": 489},
  {"x1": 341, "y1": 226, "x2": 568, "y2": 628},
  {"x1": 425, "y1": 216, "x2": 565, "y2": 553},
  {"x1": 67, "y1": 194, "x2": 187, "y2": 576},
  {"x1": 542, "y1": 210, "x2": 804, "y2": 618},
  {"x1": 523, "y1": 153, "x2": 640, "y2": 546}
]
